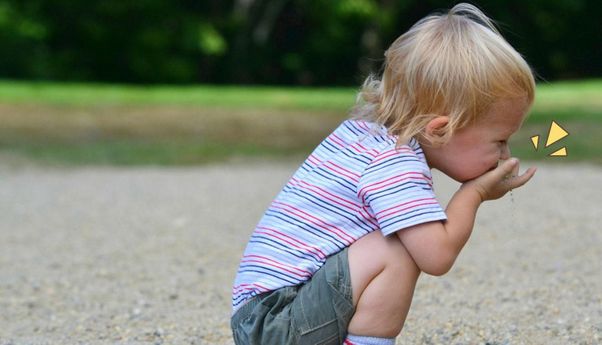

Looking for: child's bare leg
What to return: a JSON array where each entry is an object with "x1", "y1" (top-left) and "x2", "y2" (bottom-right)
[{"x1": 347, "y1": 231, "x2": 420, "y2": 338}]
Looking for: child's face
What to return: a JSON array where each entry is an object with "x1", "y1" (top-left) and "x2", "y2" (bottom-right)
[{"x1": 425, "y1": 98, "x2": 529, "y2": 183}]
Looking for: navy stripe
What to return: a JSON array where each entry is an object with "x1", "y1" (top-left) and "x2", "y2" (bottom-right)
[
  {"x1": 365, "y1": 157, "x2": 422, "y2": 175},
  {"x1": 317, "y1": 140, "x2": 337, "y2": 155},
  {"x1": 248, "y1": 237, "x2": 322, "y2": 266},
  {"x1": 343, "y1": 121, "x2": 362, "y2": 136},
  {"x1": 381, "y1": 209, "x2": 446, "y2": 229},
  {"x1": 365, "y1": 181, "x2": 430, "y2": 204},
  {"x1": 323, "y1": 138, "x2": 344, "y2": 152},
  {"x1": 250, "y1": 233, "x2": 323, "y2": 263},
  {"x1": 339, "y1": 148, "x2": 372, "y2": 165},
  {"x1": 264, "y1": 210, "x2": 346, "y2": 248},
  {"x1": 290, "y1": 189, "x2": 373, "y2": 234},
  {"x1": 237, "y1": 266, "x2": 299, "y2": 285},
  {"x1": 313, "y1": 169, "x2": 356, "y2": 194}
]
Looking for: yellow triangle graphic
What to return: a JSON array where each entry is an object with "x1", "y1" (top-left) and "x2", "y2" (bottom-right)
[
  {"x1": 530, "y1": 135, "x2": 539, "y2": 150},
  {"x1": 549, "y1": 147, "x2": 567, "y2": 157},
  {"x1": 545, "y1": 121, "x2": 569, "y2": 147}
]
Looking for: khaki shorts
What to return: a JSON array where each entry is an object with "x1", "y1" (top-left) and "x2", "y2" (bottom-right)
[{"x1": 231, "y1": 248, "x2": 355, "y2": 345}]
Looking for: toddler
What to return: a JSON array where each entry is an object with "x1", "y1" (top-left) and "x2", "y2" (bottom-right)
[{"x1": 231, "y1": 3, "x2": 537, "y2": 345}]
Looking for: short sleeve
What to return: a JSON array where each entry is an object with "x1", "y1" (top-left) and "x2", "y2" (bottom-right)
[{"x1": 357, "y1": 147, "x2": 447, "y2": 236}]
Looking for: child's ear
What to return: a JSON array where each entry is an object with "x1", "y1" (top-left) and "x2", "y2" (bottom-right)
[{"x1": 424, "y1": 116, "x2": 449, "y2": 147}]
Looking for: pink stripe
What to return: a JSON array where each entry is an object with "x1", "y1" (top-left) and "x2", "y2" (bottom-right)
[
  {"x1": 358, "y1": 172, "x2": 427, "y2": 203},
  {"x1": 356, "y1": 120, "x2": 371, "y2": 132},
  {"x1": 287, "y1": 179, "x2": 378, "y2": 229},
  {"x1": 255, "y1": 226, "x2": 327, "y2": 259},
  {"x1": 360, "y1": 170, "x2": 424, "y2": 191},
  {"x1": 239, "y1": 262, "x2": 307, "y2": 281},
  {"x1": 290, "y1": 177, "x2": 359, "y2": 210},
  {"x1": 307, "y1": 154, "x2": 321, "y2": 166},
  {"x1": 347, "y1": 143, "x2": 365, "y2": 155},
  {"x1": 375, "y1": 197, "x2": 435, "y2": 217},
  {"x1": 233, "y1": 283, "x2": 268, "y2": 294},
  {"x1": 358, "y1": 206, "x2": 379, "y2": 228},
  {"x1": 297, "y1": 180, "x2": 359, "y2": 211},
  {"x1": 294, "y1": 180, "x2": 379, "y2": 229},
  {"x1": 378, "y1": 199, "x2": 440, "y2": 221},
  {"x1": 272, "y1": 201, "x2": 354, "y2": 244},
  {"x1": 347, "y1": 143, "x2": 377, "y2": 158},
  {"x1": 327, "y1": 161, "x2": 360, "y2": 179},
  {"x1": 243, "y1": 254, "x2": 310, "y2": 275},
  {"x1": 370, "y1": 150, "x2": 400, "y2": 165},
  {"x1": 329, "y1": 133, "x2": 347, "y2": 148},
  {"x1": 242, "y1": 254, "x2": 311, "y2": 278},
  {"x1": 371, "y1": 147, "x2": 414, "y2": 165},
  {"x1": 233, "y1": 282, "x2": 270, "y2": 294},
  {"x1": 323, "y1": 161, "x2": 359, "y2": 183},
  {"x1": 289, "y1": 177, "x2": 301, "y2": 187},
  {"x1": 355, "y1": 142, "x2": 379, "y2": 157}
]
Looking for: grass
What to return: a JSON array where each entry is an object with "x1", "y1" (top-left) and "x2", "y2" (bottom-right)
[
  {"x1": 0, "y1": 79, "x2": 600, "y2": 166},
  {"x1": 3, "y1": 139, "x2": 298, "y2": 165},
  {"x1": 0, "y1": 80, "x2": 357, "y2": 110}
]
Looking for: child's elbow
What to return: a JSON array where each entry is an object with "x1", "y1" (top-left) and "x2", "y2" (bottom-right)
[{"x1": 418, "y1": 252, "x2": 456, "y2": 276}]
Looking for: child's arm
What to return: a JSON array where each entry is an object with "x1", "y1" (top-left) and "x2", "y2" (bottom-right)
[{"x1": 396, "y1": 158, "x2": 536, "y2": 276}]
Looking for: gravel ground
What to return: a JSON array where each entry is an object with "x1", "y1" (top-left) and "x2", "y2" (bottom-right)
[{"x1": 0, "y1": 158, "x2": 600, "y2": 345}]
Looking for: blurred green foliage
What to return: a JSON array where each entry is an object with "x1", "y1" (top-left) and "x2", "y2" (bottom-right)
[{"x1": 0, "y1": 0, "x2": 600, "y2": 85}]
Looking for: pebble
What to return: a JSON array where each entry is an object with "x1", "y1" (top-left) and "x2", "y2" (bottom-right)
[{"x1": 1, "y1": 162, "x2": 601, "y2": 344}]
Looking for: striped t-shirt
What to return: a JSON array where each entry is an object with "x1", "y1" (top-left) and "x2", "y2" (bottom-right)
[{"x1": 232, "y1": 119, "x2": 447, "y2": 312}]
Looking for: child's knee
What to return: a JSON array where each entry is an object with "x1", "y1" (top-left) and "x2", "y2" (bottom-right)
[{"x1": 348, "y1": 232, "x2": 418, "y2": 303}]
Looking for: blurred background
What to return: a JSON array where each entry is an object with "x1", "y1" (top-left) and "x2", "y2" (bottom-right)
[{"x1": 0, "y1": 0, "x2": 600, "y2": 165}]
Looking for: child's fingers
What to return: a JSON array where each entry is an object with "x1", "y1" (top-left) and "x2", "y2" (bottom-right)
[
  {"x1": 508, "y1": 166, "x2": 537, "y2": 189},
  {"x1": 493, "y1": 158, "x2": 519, "y2": 180},
  {"x1": 510, "y1": 160, "x2": 521, "y2": 178}
]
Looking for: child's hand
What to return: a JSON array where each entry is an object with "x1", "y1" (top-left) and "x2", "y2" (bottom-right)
[{"x1": 464, "y1": 158, "x2": 536, "y2": 202}]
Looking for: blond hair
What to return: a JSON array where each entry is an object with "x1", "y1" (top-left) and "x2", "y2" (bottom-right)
[{"x1": 353, "y1": 3, "x2": 535, "y2": 145}]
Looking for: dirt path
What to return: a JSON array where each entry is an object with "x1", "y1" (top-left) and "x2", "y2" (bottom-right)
[{"x1": 0, "y1": 159, "x2": 600, "y2": 344}]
